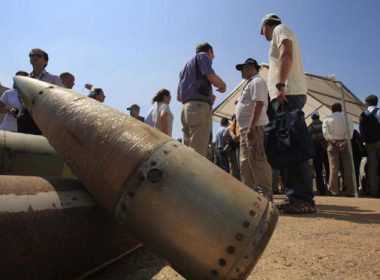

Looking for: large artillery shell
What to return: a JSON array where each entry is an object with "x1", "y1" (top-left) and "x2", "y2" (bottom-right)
[
  {"x1": 15, "y1": 77, "x2": 278, "y2": 280},
  {"x1": 0, "y1": 130, "x2": 73, "y2": 177},
  {"x1": 0, "y1": 175, "x2": 140, "y2": 280}
]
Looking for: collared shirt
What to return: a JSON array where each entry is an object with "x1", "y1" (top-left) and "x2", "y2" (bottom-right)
[
  {"x1": 365, "y1": 105, "x2": 380, "y2": 124},
  {"x1": 0, "y1": 89, "x2": 22, "y2": 132},
  {"x1": 215, "y1": 126, "x2": 228, "y2": 149},
  {"x1": 268, "y1": 24, "x2": 308, "y2": 100},
  {"x1": 177, "y1": 52, "x2": 215, "y2": 104},
  {"x1": 322, "y1": 112, "x2": 354, "y2": 141},
  {"x1": 30, "y1": 69, "x2": 64, "y2": 87},
  {"x1": 235, "y1": 74, "x2": 269, "y2": 130}
]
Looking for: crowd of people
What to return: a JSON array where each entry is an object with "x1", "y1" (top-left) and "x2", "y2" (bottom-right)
[{"x1": 1, "y1": 13, "x2": 379, "y2": 215}]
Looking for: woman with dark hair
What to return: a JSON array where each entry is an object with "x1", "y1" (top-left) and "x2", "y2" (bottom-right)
[{"x1": 152, "y1": 89, "x2": 173, "y2": 136}]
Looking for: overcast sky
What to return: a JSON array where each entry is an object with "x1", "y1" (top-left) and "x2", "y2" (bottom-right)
[{"x1": 1, "y1": 0, "x2": 379, "y2": 139}]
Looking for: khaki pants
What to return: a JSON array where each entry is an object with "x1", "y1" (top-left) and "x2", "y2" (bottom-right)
[
  {"x1": 327, "y1": 141, "x2": 354, "y2": 194},
  {"x1": 240, "y1": 127, "x2": 272, "y2": 196},
  {"x1": 181, "y1": 101, "x2": 211, "y2": 157}
]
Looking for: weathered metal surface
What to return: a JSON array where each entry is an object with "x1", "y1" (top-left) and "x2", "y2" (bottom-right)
[
  {"x1": 15, "y1": 77, "x2": 279, "y2": 280},
  {"x1": 0, "y1": 131, "x2": 72, "y2": 177},
  {"x1": 0, "y1": 175, "x2": 140, "y2": 280}
]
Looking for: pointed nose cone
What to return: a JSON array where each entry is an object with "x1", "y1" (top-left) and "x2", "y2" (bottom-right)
[
  {"x1": 14, "y1": 76, "x2": 56, "y2": 109},
  {"x1": 13, "y1": 77, "x2": 279, "y2": 280}
]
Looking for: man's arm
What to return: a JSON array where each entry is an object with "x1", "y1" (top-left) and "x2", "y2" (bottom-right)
[
  {"x1": 0, "y1": 101, "x2": 19, "y2": 116},
  {"x1": 246, "y1": 101, "x2": 264, "y2": 140},
  {"x1": 277, "y1": 39, "x2": 293, "y2": 103},
  {"x1": 322, "y1": 119, "x2": 333, "y2": 141},
  {"x1": 160, "y1": 111, "x2": 170, "y2": 136},
  {"x1": 206, "y1": 73, "x2": 226, "y2": 93}
]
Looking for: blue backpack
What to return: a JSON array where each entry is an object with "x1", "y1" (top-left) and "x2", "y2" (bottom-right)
[
  {"x1": 264, "y1": 109, "x2": 315, "y2": 169},
  {"x1": 359, "y1": 108, "x2": 380, "y2": 144}
]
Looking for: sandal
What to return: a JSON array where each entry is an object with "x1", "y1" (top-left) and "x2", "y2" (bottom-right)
[
  {"x1": 275, "y1": 199, "x2": 291, "y2": 210},
  {"x1": 282, "y1": 199, "x2": 316, "y2": 214}
]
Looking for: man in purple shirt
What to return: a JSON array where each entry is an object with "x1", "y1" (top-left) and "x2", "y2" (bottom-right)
[{"x1": 177, "y1": 43, "x2": 226, "y2": 157}]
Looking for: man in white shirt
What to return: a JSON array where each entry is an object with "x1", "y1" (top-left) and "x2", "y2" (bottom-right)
[
  {"x1": 261, "y1": 13, "x2": 314, "y2": 212},
  {"x1": 323, "y1": 103, "x2": 354, "y2": 195},
  {"x1": 235, "y1": 58, "x2": 272, "y2": 200},
  {"x1": 0, "y1": 71, "x2": 29, "y2": 132}
]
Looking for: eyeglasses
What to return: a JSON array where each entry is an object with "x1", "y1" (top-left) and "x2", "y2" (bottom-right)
[{"x1": 29, "y1": 53, "x2": 43, "y2": 58}]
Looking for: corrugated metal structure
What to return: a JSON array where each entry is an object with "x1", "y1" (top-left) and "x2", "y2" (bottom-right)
[
  {"x1": 213, "y1": 64, "x2": 364, "y2": 125},
  {"x1": 0, "y1": 83, "x2": 9, "y2": 122}
]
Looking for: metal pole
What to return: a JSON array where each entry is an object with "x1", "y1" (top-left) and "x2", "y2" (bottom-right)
[{"x1": 337, "y1": 81, "x2": 359, "y2": 198}]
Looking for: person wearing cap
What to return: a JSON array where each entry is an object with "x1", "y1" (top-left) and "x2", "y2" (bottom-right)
[
  {"x1": 261, "y1": 13, "x2": 315, "y2": 213},
  {"x1": 17, "y1": 48, "x2": 64, "y2": 135},
  {"x1": 177, "y1": 42, "x2": 226, "y2": 157},
  {"x1": 127, "y1": 104, "x2": 144, "y2": 122},
  {"x1": 235, "y1": 58, "x2": 272, "y2": 200},
  {"x1": 308, "y1": 111, "x2": 329, "y2": 195},
  {"x1": 215, "y1": 117, "x2": 230, "y2": 173}
]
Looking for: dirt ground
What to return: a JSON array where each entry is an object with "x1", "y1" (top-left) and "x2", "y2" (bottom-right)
[{"x1": 89, "y1": 195, "x2": 380, "y2": 280}]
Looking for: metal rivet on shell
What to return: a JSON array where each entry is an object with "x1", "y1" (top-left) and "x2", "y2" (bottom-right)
[
  {"x1": 147, "y1": 168, "x2": 163, "y2": 183},
  {"x1": 211, "y1": 270, "x2": 218, "y2": 277},
  {"x1": 243, "y1": 221, "x2": 250, "y2": 228},
  {"x1": 218, "y1": 258, "x2": 226, "y2": 267},
  {"x1": 235, "y1": 233, "x2": 244, "y2": 241},
  {"x1": 227, "y1": 246, "x2": 235, "y2": 254}
]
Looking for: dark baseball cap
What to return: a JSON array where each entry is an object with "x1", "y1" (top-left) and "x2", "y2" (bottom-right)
[
  {"x1": 235, "y1": 58, "x2": 260, "y2": 71},
  {"x1": 127, "y1": 104, "x2": 140, "y2": 110}
]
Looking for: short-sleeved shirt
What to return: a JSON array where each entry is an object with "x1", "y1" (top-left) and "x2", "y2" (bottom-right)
[
  {"x1": 0, "y1": 89, "x2": 23, "y2": 132},
  {"x1": 322, "y1": 112, "x2": 354, "y2": 141},
  {"x1": 177, "y1": 52, "x2": 215, "y2": 105},
  {"x1": 215, "y1": 126, "x2": 228, "y2": 149},
  {"x1": 30, "y1": 69, "x2": 64, "y2": 87},
  {"x1": 153, "y1": 102, "x2": 174, "y2": 136},
  {"x1": 235, "y1": 74, "x2": 269, "y2": 130},
  {"x1": 268, "y1": 24, "x2": 307, "y2": 100},
  {"x1": 144, "y1": 106, "x2": 155, "y2": 127}
]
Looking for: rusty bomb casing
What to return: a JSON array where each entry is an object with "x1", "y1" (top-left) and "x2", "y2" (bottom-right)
[
  {"x1": 14, "y1": 76, "x2": 279, "y2": 280},
  {"x1": 0, "y1": 130, "x2": 74, "y2": 177},
  {"x1": 0, "y1": 175, "x2": 140, "y2": 280}
]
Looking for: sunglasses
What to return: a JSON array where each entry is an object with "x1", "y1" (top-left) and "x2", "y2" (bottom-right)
[{"x1": 29, "y1": 53, "x2": 44, "y2": 58}]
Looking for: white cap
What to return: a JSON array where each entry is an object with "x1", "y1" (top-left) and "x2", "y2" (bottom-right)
[
  {"x1": 260, "y1": 14, "x2": 281, "y2": 34},
  {"x1": 261, "y1": 13, "x2": 281, "y2": 25},
  {"x1": 311, "y1": 111, "x2": 320, "y2": 118}
]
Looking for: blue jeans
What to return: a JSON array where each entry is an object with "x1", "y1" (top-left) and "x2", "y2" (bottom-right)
[
  {"x1": 216, "y1": 149, "x2": 230, "y2": 173},
  {"x1": 271, "y1": 95, "x2": 314, "y2": 203}
]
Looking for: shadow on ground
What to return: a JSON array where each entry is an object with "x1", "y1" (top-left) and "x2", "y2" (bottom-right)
[{"x1": 282, "y1": 203, "x2": 380, "y2": 224}]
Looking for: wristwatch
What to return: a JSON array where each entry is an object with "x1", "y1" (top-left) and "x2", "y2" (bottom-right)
[{"x1": 275, "y1": 83, "x2": 286, "y2": 91}]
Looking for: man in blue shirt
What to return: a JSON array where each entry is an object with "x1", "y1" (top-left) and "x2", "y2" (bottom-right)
[{"x1": 177, "y1": 43, "x2": 226, "y2": 157}]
